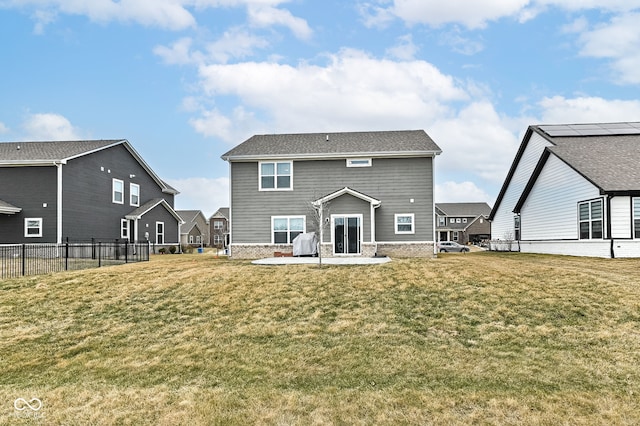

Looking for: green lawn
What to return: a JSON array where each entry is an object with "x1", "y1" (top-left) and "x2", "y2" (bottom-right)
[{"x1": 1, "y1": 251, "x2": 639, "y2": 425}]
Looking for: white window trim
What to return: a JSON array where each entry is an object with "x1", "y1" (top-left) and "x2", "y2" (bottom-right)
[
  {"x1": 634, "y1": 197, "x2": 640, "y2": 239},
  {"x1": 271, "y1": 215, "x2": 306, "y2": 244},
  {"x1": 213, "y1": 220, "x2": 224, "y2": 229},
  {"x1": 25, "y1": 218, "x2": 43, "y2": 238},
  {"x1": 438, "y1": 217, "x2": 445, "y2": 226},
  {"x1": 121, "y1": 219, "x2": 129, "y2": 239},
  {"x1": 112, "y1": 178, "x2": 124, "y2": 204},
  {"x1": 395, "y1": 213, "x2": 415, "y2": 235},
  {"x1": 578, "y1": 198, "x2": 604, "y2": 240},
  {"x1": 453, "y1": 231, "x2": 459, "y2": 241},
  {"x1": 259, "y1": 161, "x2": 293, "y2": 191},
  {"x1": 346, "y1": 158, "x2": 372, "y2": 168},
  {"x1": 130, "y1": 183, "x2": 140, "y2": 207}
]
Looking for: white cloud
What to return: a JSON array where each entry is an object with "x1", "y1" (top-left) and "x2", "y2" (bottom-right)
[
  {"x1": 385, "y1": 34, "x2": 419, "y2": 60},
  {"x1": 247, "y1": 4, "x2": 312, "y2": 39},
  {"x1": 167, "y1": 176, "x2": 229, "y2": 218},
  {"x1": 193, "y1": 49, "x2": 468, "y2": 139},
  {"x1": 538, "y1": 96, "x2": 640, "y2": 123},
  {"x1": 154, "y1": 38, "x2": 201, "y2": 65},
  {"x1": 430, "y1": 101, "x2": 521, "y2": 185},
  {"x1": 0, "y1": 121, "x2": 8, "y2": 134},
  {"x1": 435, "y1": 181, "x2": 494, "y2": 204},
  {"x1": 21, "y1": 113, "x2": 83, "y2": 140},
  {"x1": 577, "y1": 13, "x2": 640, "y2": 84},
  {"x1": 5, "y1": 0, "x2": 307, "y2": 33}
]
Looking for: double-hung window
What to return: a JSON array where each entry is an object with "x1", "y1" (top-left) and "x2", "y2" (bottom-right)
[
  {"x1": 272, "y1": 216, "x2": 305, "y2": 244},
  {"x1": 395, "y1": 214, "x2": 415, "y2": 234},
  {"x1": 130, "y1": 183, "x2": 140, "y2": 207},
  {"x1": 113, "y1": 179, "x2": 124, "y2": 204},
  {"x1": 121, "y1": 219, "x2": 129, "y2": 239},
  {"x1": 578, "y1": 199, "x2": 603, "y2": 239},
  {"x1": 260, "y1": 162, "x2": 292, "y2": 190},
  {"x1": 25, "y1": 218, "x2": 43, "y2": 238}
]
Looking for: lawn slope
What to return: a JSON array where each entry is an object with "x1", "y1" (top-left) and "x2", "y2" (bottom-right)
[{"x1": 1, "y1": 252, "x2": 639, "y2": 424}]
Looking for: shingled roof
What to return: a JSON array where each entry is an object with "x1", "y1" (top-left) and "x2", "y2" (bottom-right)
[
  {"x1": 436, "y1": 202, "x2": 492, "y2": 217},
  {"x1": 221, "y1": 130, "x2": 441, "y2": 161},
  {"x1": 490, "y1": 122, "x2": 640, "y2": 220},
  {"x1": 0, "y1": 140, "x2": 123, "y2": 163},
  {"x1": 0, "y1": 139, "x2": 178, "y2": 195}
]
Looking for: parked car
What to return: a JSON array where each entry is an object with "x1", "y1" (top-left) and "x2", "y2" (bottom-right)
[{"x1": 437, "y1": 241, "x2": 469, "y2": 253}]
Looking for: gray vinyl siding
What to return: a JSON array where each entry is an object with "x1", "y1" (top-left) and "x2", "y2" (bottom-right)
[
  {"x1": 0, "y1": 166, "x2": 58, "y2": 243},
  {"x1": 139, "y1": 206, "x2": 180, "y2": 244},
  {"x1": 327, "y1": 194, "x2": 371, "y2": 242},
  {"x1": 62, "y1": 144, "x2": 174, "y2": 241},
  {"x1": 231, "y1": 156, "x2": 434, "y2": 244}
]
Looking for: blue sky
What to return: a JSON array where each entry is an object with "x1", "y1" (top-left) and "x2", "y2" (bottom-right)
[{"x1": 2, "y1": 1, "x2": 640, "y2": 217}]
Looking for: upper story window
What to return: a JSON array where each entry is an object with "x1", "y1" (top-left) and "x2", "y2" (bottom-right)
[
  {"x1": 462, "y1": 218, "x2": 467, "y2": 223},
  {"x1": 213, "y1": 220, "x2": 224, "y2": 229},
  {"x1": 346, "y1": 158, "x2": 371, "y2": 167},
  {"x1": 112, "y1": 179, "x2": 124, "y2": 204},
  {"x1": 395, "y1": 214, "x2": 415, "y2": 234},
  {"x1": 25, "y1": 218, "x2": 43, "y2": 238},
  {"x1": 578, "y1": 199, "x2": 603, "y2": 239},
  {"x1": 260, "y1": 161, "x2": 292, "y2": 190},
  {"x1": 130, "y1": 183, "x2": 140, "y2": 207},
  {"x1": 438, "y1": 216, "x2": 445, "y2": 226}
]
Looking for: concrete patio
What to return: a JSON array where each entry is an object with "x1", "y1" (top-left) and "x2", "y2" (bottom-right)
[{"x1": 251, "y1": 256, "x2": 391, "y2": 265}]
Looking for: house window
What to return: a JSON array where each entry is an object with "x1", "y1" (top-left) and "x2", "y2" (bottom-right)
[
  {"x1": 260, "y1": 162, "x2": 292, "y2": 190},
  {"x1": 213, "y1": 234, "x2": 222, "y2": 245},
  {"x1": 453, "y1": 231, "x2": 459, "y2": 241},
  {"x1": 121, "y1": 219, "x2": 129, "y2": 239},
  {"x1": 130, "y1": 183, "x2": 140, "y2": 207},
  {"x1": 156, "y1": 222, "x2": 165, "y2": 244},
  {"x1": 578, "y1": 199, "x2": 603, "y2": 239},
  {"x1": 438, "y1": 217, "x2": 445, "y2": 226},
  {"x1": 456, "y1": 218, "x2": 461, "y2": 223},
  {"x1": 514, "y1": 215, "x2": 521, "y2": 240},
  {"x1": 634, "y1": 198, "x2": 640, "y2": 238},
  {"x1": 189, "y1": 235, "x2": 194, "y2": 244},
  {"x1": 462, "y1": 218, "x2": 467, "y2": 223},
  {"x1": 112, "y1": 179, "x2": 124, "y2": 204},
  {"x1": 272, "y1": 216, "x2": 305, "y2": 244},
  {"x1": 213, "y1": 220, "x2": 224, "y2": 229},
  {"x1": 346, "y1": 158, "x2": 371, "y2": 167},
  {"x1": 450, "y1": 218, "x2": 455, "y2": 224},
  {"x1": 25, "y1": 218, "x2": 43, "y2": 238},
  {"x1": 395, "y1": 214, "x2": 415, "y2": 234}
]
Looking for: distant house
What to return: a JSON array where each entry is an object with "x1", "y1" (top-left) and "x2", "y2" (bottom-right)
[
  {"x1": 209, "y1": 207, "x2": 229, "y2": 249},
  {"x1": 490, "y1": 122, "x2": 640, "y2": 258},
  {"x1": 0, "y1": 139, "x2": 181, "y2": 245},
  {"x1": 221, "y1": 130, "x2": 442, "y2": 259},
  {"x1": 436, "y1": 202, "x2": 491, "y2": 244},
  {"x1": 177, "y1": 210, "x2": 208, "y2": 246}
]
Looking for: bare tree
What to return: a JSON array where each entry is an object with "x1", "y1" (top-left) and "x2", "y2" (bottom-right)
[{"x1": 309, "y1": 197, "x2": 331, "y2": 268}]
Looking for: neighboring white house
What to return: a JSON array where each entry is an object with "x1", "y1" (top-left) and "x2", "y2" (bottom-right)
[{"x1": 489, "y1": 122, "x2": 640, "y2": 258}]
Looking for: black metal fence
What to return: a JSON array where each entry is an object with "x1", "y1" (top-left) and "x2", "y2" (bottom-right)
[{"x1": 0, "y1": 240, "x2": 149, "y2": 279}]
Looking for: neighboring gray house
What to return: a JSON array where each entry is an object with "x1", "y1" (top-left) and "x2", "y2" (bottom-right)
[
  {"x1": 209, "y1": 207, "x2": 229, "y2": 249},
  {"x1": 177, "y1": 210, "x2": 208, "y2": 246},
  {"x1": 0, "y1": 139, "x2": 181, "y2": 245},
  {"x1": 436, "y1": 202, "x2": 491, "y2": 244},
  {"x1": 490, "y1": 122, "x2": 640, "y2": 258},
  {"x1": 221, "y1": 130, "x2": 442, "y2": 259}
]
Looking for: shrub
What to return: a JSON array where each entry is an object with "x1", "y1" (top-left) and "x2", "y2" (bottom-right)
[
  {"x1": 169, "y1": 245, "x2": 177, "y2": 254},
  {"x1": 158, "y1": 247, "x2": 166, "y2": 254}
]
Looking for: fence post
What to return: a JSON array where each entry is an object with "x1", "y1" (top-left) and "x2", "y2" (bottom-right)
[
  {"x1": 21, "y1": 244, "x2": 26, "y2": 276},
  {"x1": 98, "y1": 242, "x2": 102, "y2": 267},
  {"x1": 125, "y1": 241, "x2": 129, "y2": 263},
  {"x1": 65, "y1": 238, "x2": 69, "y2": 271}
]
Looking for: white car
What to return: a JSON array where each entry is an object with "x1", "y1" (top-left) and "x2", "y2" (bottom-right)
[{"x1": 437, "y1": 241, "x2": 469, "y2": 253}]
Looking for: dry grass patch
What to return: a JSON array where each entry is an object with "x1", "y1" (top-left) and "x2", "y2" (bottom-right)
[{"x1": 1, "y1": 252, "x2": 640, "y2": 424}]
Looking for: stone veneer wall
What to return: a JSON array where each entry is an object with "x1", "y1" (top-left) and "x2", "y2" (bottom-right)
[
  {"x1": 375, "y1": 242, "x2": 436, "y2": 258},
  {"x1": 230, "y1": 242, "x2": 435, "y2": 259}
]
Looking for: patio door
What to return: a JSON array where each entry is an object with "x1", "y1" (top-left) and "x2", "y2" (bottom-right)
[{"x1": 333, "y1": 215, "x2": 361, "y2": 255}]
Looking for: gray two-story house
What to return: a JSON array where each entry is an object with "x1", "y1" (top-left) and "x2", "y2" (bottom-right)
[
  {"x1": 0, "y1": 139, "x2": 182, "y2": 245},
  {"x1": 221, "y1": 130, "x2": 442, "y2": 259},
  {"x1": 436, "y1": 202, "x2": 491, "y2": 245}
]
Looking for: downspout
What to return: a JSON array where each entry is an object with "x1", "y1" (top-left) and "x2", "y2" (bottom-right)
[
  {"x1": 607, "y1": 195, "x2": 614, "y2": 258},
  {"x1": 431, "y1": 155, "x2": 437, "y2": 256},
  {"x1": 370, "y1": 202, "x2": 376, "y2": 255},
  {"x1": 56, "y1": 162, "x2": 64, "y2": 244}
]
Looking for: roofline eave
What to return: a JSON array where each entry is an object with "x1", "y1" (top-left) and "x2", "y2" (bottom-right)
[{"x1": 222, "y1": 150, "x2": 442, "y2": 162}]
